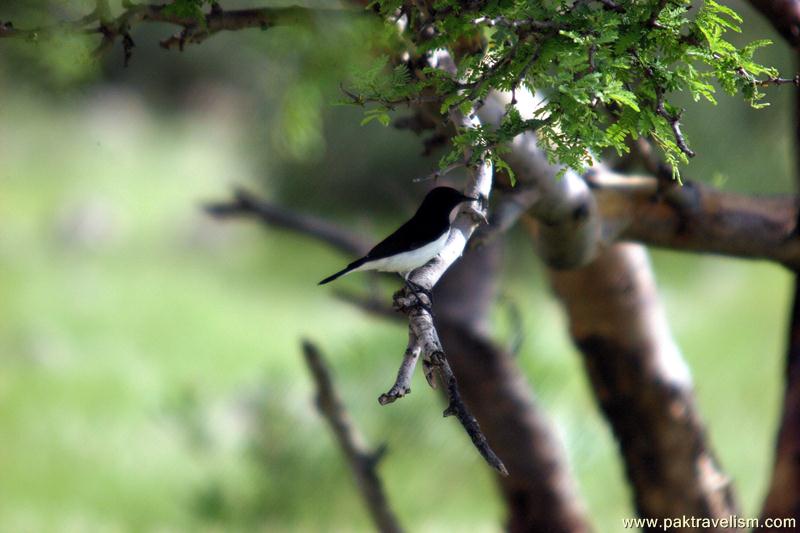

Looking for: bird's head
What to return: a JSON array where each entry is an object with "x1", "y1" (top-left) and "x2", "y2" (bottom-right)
[{"x1": 419, "y1": 186, "x2": 478, "y2": 214}]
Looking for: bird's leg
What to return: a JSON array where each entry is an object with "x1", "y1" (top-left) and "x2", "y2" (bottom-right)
[{"x1": 393, "y1": 273, "x2": 433, "y2": 313}]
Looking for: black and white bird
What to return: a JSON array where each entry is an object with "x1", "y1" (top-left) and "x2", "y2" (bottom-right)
[{"x1": 318, "y1": 186, "x2": 477, "y2": 286}]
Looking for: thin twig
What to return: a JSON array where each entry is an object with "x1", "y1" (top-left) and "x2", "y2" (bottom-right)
[
  {"x1": 754, "y1": 74, "x2": 800, "y2": 87},
  {"x1": 413, "y1": 162, "x2": 465, "y2": 183},
  {"x1": 339, "y1": 84, "x2": 442, "y2": 110}
]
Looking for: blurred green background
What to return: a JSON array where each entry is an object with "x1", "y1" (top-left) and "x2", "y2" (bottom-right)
[{"x1": 0, "y1": 1, "x2": 796, "y2": 531}]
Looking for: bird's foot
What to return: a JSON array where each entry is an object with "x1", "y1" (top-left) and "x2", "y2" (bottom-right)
[
  {"x1": 393, "y1": 280, "x2": 433, "y2": 313},
  {"x1": 405, "y1": 278, "x2": 431, "y2": 297}
]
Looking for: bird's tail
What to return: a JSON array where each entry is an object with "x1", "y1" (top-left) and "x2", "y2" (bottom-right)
[{"x1": 318, "y1": 258, "x2": 367, "y2": 285}]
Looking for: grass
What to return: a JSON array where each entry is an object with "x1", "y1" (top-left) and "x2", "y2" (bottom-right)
[{"x1": 0, "y1": 90, "x2": 791, "y2": 532}]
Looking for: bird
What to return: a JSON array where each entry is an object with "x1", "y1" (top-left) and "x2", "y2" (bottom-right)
[{"x1": 318, "y1": 186, "x2": 478, "y2": 286}]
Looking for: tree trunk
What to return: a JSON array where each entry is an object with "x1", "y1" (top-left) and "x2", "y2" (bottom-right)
[{"x1": 547, "y1": 243, "x2": 740, "y2": 530}]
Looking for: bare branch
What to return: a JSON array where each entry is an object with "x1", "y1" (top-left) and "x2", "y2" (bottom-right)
[
  {"x1": 755, "y1": 74, "x2": 800, "y2": 87},
  {"x1": 377, "y1": 331, "x2": 420, "y2": 405},
  {"x1": 205, "y1": 187, "x2": 369, "y2": 257},
  {"x1": 333, "y1": 290, "x2": 399, "y2": 321},
  {"x1": 389, "y1": 148, "x2": 506, "y2": 474},
  {"x1": 589, "y1": 169, "x2": 800, "y2": 269},
  {"x1": 302, "y1": 340, "x2": 403, "y2": 533}
]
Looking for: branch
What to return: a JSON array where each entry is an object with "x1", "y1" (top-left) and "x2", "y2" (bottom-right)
[
  {"x1": 477, "y1": 91, "x2": 601, "y2": 269},
  {"x1": 1, "y1": 3, "x2": 351, "y2": 62},
  {"x1": 475, "y1": 91, "x2": 800, "y2": 270},
  {"x1": 207, "y1": 183, "x2": 592, "y2": 531},
  {"x1": 488, "y1": 160, "x2": 800, "y2": 268},
  {"x1": 205, "y1": 187, "x2": 369, "y2": 257},
  {"x1": 364, "y1": 50, "x2": 507, "y2": 475},
  {"x1": 348, "y1": 235, "x2": 593, "y2": 532},
  {"x1": 302, "y1": 340, "x2": 403, "y2": 533},
  {"x1": 757, "y1": 279, "x2": 800, "y2": 530},
  {"x1": 754, "y1": 18, "x2": 800, "y2": 526},
  {"x1": 652, "y1": 74, "x2": 695, "y2": 158},
  {"x1": 588, "y1": 169, "x2": 800, "y2": 269},
  {"x1": 547, "y1": 244, "x2": 740, "y2": 522},
  {"x1": 388, "y1": 145, "x2": 506, "y2": 475},
  {"x1": 483, "y1": 86, "x2": 738, "y2": 521},
  {"x1": 205, "y1": 163, "x2": 504, "y2": 474}
]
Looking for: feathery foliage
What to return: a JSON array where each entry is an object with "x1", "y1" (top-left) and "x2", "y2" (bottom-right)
[{"x1": 347, "y1": 0, "x2": 781, "y2": 178}]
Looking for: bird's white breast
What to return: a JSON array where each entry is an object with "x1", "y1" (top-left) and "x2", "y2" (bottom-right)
[{"x1": 356, "y1": 230, "x2": 450, "y2": 274}]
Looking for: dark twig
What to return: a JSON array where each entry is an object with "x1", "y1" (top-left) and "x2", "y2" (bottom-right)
[
  {"x1": 302, "y1": 340, "x2": 403, "y2": 533},
  {"x1": 655, "y1": 86, "x2": 695, "y2": 158},
  {"x1": 339, "y1": 84, "x2": 442, "y2": 110},
  {"x1": 432, "y1": 351, "x2": 509, "y2": 475},
  {"x1": 755, "y1": 75, "x2": 800, "y2": 87},
  {"x1": 633, "y1": 56, "x2": 696, "y2": 159},
  {"x1": 205, "y1": 187, "x2": 369, "y2": 256}
]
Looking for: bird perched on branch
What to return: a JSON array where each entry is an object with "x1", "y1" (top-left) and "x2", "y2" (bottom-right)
[{"x1": 318, "y1": 186, "x2": 478, "y2": 286}]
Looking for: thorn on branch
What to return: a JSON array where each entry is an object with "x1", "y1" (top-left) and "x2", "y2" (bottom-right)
[{"x1": 339, "y1": 83, "x2": 441, "y2": 110}]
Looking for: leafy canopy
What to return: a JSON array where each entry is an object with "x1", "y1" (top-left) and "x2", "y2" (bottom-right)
[{"x1": 346, "y1": 0, "x2": 779, "y2": 180}]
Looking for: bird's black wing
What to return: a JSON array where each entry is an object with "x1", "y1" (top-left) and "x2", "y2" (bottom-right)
[{"x1": 364, "y1": 215, "x2": 448, "y2": 261}]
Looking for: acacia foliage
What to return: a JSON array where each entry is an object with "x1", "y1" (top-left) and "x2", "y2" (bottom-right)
[{"x1": 350, "y1": 0, "x2": 778, "y2": 179}]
